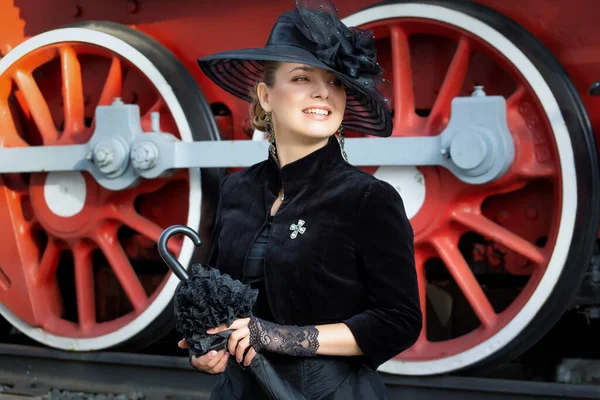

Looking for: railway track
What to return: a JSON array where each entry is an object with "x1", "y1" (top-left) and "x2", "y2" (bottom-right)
[{"x1": 0, "y1": 344, "x2": 598, "y2": 400}]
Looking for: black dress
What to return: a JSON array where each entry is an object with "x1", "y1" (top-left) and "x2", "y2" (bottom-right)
[
  {"x1": 209, "y1": 216, "x2": 389, "y2": 399},
  {"x1": 242, "y1": 215, "x2": 276, "y2": 321}
]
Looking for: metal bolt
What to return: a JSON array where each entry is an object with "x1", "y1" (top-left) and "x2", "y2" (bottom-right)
[
  {"x1": 525, "y1": 207, "x2": 538, "y2": 221},
  {"x1": 73, "y1": 5, "x2": 82, "y2": 18},
  {"x1": 91, "y1": 138, "x2": 129, "y2": 177},
  {"x1": 128, "y1": 92, "x2": 139, "y2": 104},
  {"x1": 495, "y1": 211, "x2": 509, "y2": 224},
  {"x1": 449, "y1": 131, "x2": 488, "y2": 170},
  {"x1": 93, "y1": 146, "x2": 114, "y2": 168},
  {"x1": 131, "y1": 141, "x2": 159, "y2": 171},
  {"x1": 112, "y1": 97, "x2": 124, "y2": 105},
  {"x1": 471, "y1": 85, "x2": 486, "y2": 97},
  {"x1": 127, "y1": 0, "x2": 139, "y2": 14}
]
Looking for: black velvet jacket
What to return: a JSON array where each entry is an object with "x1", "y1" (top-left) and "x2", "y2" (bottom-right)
[{"x1": 208, "y1": 135, "x2": 422, "y2": 370}]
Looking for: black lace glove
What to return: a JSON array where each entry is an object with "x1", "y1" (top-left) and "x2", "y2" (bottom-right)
[{"x1": 248, "y1": 316, "x2": 320, "y2": 357}]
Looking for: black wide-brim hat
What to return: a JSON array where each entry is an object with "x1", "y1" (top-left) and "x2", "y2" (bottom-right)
[{"x1": 197, "y1": 0, "x2": 393, "y2": 137}]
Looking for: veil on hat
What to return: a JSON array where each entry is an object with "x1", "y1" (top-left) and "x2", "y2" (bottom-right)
[{"x1": 197, "y1": 0, "x2": 393, "y2": 137}]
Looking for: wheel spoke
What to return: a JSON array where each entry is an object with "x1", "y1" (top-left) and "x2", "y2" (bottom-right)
[
  {"x1": 430, "y1": 236, "x2": 497, "y2": 329},
  {"x1": 60, "y1": 45, "x2": 85, "y2": 135},
  {"x1": 412, "y1": 251, "x2": 428, "y2": 352},
  {"x1": 35, "y1": 238, "x2": 60, "y2": 285},
  {"x1": 12, "y1": 70, "x2": 59, "y2": 144},
  {"x1": 0, "y1": 79, "x2": 28, "y2": 147},
  {"x1": 98, "y1": 56, "x2": 123, "y2": 106},
  {"x1": 95, "y1": 225, "x2": 148, "y2": 313},
  {"x1": 0, "y1": 95, "x2": 28, "y2": 147},
  {"x1": 14, "y1": 47, "x2": 57, "y2": 73},
  {"x1": 116, "y1": 207, "x2": 182, "y2": 256},
  {"x1": 507, "y1": 84, "x2": 527, "y2": 108},
  {"x1": 389, "y1": 25, "x2": 415, "y2": 131},
  {"x1": 452, "y1": 208, "x2": 545, "y2": 265},
  {"x1": 73, "y1": 240, "x2": 96, "y2": 332},
  {"x1": 426, "y1": 36, "x2": 471, "y2": 134},
  {"x1": 515, "y1": 161, "x2": 557, "y2": 180}
]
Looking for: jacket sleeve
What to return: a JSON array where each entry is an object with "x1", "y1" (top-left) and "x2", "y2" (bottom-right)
[
  {"x1": 208, "y1": 174, "x2": 230, "y2": 267},
  {"x1": 342, "y1": 180, "x2": 422, "y2": 370}
]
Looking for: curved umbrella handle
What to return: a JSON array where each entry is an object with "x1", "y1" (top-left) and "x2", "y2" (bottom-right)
[{"x1": 158, "y1": 224, "x2": 202, "y2": 281}]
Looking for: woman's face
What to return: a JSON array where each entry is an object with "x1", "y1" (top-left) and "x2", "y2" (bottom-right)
[{"x1": 259, "y1": 63, "x2": 346, "y2": 141}]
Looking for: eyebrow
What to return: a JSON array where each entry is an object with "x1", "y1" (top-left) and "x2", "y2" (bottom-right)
[
  {"x1": 288, "y1": 66, "x2": 337, "y2": 80},
  {"x1": 288, "y1": 66, "x2": 314, "y2": 74}
]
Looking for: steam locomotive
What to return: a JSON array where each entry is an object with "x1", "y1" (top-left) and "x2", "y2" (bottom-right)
[{"x1": 0, "y1": 0, "x2": 598, "y2": 377}]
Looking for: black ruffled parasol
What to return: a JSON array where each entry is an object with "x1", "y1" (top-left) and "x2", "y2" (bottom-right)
[{"x1": 158, "y1": 225, "x2": 305, "y2": 400}]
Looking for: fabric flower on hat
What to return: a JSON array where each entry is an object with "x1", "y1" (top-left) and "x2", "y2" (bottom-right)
[{"x1": 295, "y1": 0, "x2": 384, "y2": 88}]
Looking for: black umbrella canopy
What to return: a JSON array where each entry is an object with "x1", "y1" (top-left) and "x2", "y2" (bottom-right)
[{"x1": 174, "y1": 263, "x2": 258, "y2": 355}]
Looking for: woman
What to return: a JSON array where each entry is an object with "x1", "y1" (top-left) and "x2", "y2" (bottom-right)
[{"x1": 178, "y1": 1, "x2": 422, "y2": 398}]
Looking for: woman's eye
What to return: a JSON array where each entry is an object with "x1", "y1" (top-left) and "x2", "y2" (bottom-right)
[{"x1": 293, "y1": 76, "x2": 308, "y2": 82}]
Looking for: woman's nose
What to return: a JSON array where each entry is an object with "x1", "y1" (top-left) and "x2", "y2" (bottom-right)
[{"x1": 311, "y1": 80, "x2": 330, "y2": 99}]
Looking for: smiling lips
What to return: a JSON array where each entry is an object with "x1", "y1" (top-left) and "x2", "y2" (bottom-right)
[{"x1": 302, "y1": 107, "x2": 332, "y2": 120}]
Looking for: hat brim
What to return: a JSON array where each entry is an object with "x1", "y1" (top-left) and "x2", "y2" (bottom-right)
[{"x1": 197, "y1": 45, "x2": 392, "y2": 137}]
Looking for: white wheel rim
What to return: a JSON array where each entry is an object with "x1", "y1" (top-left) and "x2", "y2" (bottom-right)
[
  {"x1": 0, "y1": 27, "x2": 203, "y2": 350},
  {"x1": 343, "y1": 3, "x2": 576, "y2": 375}
]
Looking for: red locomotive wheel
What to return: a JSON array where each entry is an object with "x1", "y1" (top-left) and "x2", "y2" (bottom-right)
[
  {"x1": 341, "y1": 1, "x2": 599, "y2": 375},
  {"x1": 0, "y1": 22, "x2": 220, "y2": 351}
]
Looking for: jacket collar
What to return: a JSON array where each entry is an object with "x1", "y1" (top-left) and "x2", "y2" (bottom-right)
[{"x1": 266, "y1": 135, "x2": 344, "y2": 193}]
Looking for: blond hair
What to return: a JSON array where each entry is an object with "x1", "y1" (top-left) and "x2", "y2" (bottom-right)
[{"x1": 249, "y1": 61, "x2": 280, "y2": 131}]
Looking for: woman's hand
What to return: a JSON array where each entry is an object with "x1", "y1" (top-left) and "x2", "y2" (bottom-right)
[
  {"x1": 178, "y1": 338, "x2": 230, "y2": 374},
  {"x1": 208, "y1": 317, "x2": 257, "y2": 367}
]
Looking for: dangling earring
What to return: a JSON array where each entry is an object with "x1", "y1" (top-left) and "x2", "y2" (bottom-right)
[
  {"x1": 265, "y1": 112, "x2": 278, "y2": 163},
  {"x1": 337, "y1": 124, "x2": 348, "y2": 162}
]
